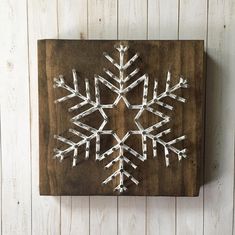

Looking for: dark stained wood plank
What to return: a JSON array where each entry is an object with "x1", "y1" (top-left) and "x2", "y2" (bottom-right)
[{"x1": 39, "y1": 40, "x2": 204, "y2": 196}]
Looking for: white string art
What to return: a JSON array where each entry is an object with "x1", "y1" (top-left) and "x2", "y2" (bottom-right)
[{"x1": 53, "y1": 44, "x2": 189, "y2": 193}]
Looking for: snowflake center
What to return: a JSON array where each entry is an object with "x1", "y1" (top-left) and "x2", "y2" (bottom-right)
[{"x1": 105, "y1": 98, "x2": 138, "y2": 139}]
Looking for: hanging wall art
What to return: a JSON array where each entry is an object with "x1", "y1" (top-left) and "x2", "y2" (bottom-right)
[{"x1": 38, "y1": 40, "x2": 205, "y2": 196}]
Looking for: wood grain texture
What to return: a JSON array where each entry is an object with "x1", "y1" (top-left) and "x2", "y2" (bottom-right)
[
  {"x1": 204, "y1": 0, "x2": 235, "y2": 234},
  {"x1": 176, "y1": 1, "x2": 207, "y2": 234},
  {"x1": 117, "y1": 2, "x2": 148, "y2": 234},
  {"x1": 58, "y1": 0, "x2": 88, "y2": 40},
  {"x1": 27, "y1": 1, "x2": 61, "y2": 234},
  {"x1": 87, "y1": 2, "x2": 118, "y2": 234},
  {"x1": 118, "y1": 0, "x2": 147, "y2": 40},
  {"x1": 1, "y1": 1, "x2": 235, "y2": 235},
  {"x1": 90, "y1": 196, "x2": 117, "y2": 235},
  {"x1": 147, "y1": 1, "x2": 179, "y2": 234},
  {"x1": 118, "y1": 196, "x2": 146, "y2": 235},
  {"x1": 61, "y1": 196, "x2": 89, "y2": 235},
  {"x1": 0, "y1": 0, "x2": 31, "y2": 234},
  {"x1": 148, "y1": 0, "x2": 178, "y2": 40},
  {"x1": 88, "y1": 0, "x2": 117, "y2": 39},
  {"x1": 38, "y1": 40, "x2": 204, "y2": 196},
  {"x1": 147, "y1": 198, "x2": 175, "y2": 235},
  {"x1": 57, "y1": 1, "x2": 90, "y2": 235}
]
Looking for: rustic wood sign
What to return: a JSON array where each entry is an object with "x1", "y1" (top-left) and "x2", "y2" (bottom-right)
[{"x1": 38, "y1": 40, "x2": 204, "y2": 196}]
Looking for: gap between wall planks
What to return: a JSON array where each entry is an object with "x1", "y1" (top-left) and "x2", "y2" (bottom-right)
[{"x1": 0, "y1": 1, "x2": 235, "y2": 235}]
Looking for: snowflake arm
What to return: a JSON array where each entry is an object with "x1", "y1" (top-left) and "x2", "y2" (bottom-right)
[
  {"x1": 53, "y1": 70, "x2": 107, "y2": 165},
  {"x1": 148, "y1": 71, "x2": 189, "y2": 107},
  {"x1": 54, "y1": 72, "x2": 95, "y2": 107}
]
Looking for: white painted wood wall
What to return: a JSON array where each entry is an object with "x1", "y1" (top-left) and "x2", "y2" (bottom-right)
[{"x1": 0, "y1": 0, "x2": 235, "y2": 234}]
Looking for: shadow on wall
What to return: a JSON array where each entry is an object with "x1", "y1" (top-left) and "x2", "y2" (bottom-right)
[{"x1": 204, "y1": 50, "x2": 234, "y2": 186}]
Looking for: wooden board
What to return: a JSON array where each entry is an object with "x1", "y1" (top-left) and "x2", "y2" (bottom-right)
[
  {"x1": 147, "y1": 1, "x2": 179, "y2": 233},
  {"x1": 57, "y1": 1, "x2": 90, "y2": 235},
  {"x1": 176, "y1": 1, "x2": 207, "y2": 234},
  {"x1": 87, "y1": 2, "x2": 118, "y2": 234},
  {"x1": 118, "y1": 2, "x2": 147, "y2": 234},
  {"x1": 38, "y1": 39, "x2": 204, "y2": 196}
]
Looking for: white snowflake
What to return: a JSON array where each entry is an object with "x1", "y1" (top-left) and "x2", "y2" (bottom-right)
[{"x1": 53, "y1": 44, "x2": 189, "y2": 193}]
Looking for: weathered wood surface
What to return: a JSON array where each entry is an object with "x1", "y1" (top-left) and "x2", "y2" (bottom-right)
[
  {"x1": 27, "y1": 1, "x2": 61, "y2": 234},
  {"x1": 1, "y1": 0, "x2": 235, "y2": 234},
  {"x1": 57, "y1": 1, "x2": 90, "y2": 235},
  {"x1": 38, "y1": 40, "x2": 204, "y2": 196},
  {"x1": 117, "y1": 2, "x2": 148, "y2": 234},
  {"x1": 87, "y1": 2, "x2": 118, "y2": 235},
  {"x1": 147, "y1": 1, "x2": 179, "y2": 234},
  {"x1": 176, "y1": 1, "x2": 207, "y2": 234}
]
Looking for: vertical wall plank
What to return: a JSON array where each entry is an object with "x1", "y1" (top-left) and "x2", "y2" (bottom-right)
[
  {"x1": 118, "y1": 197, "x2": 146, "y2": 235},
  {"x1": 57, "y1": 1, "x2": 90, "y2": 234},
  {"x1": 0, "y1": 110, "x2": 1, "y2": 235},
  {"x1": 58, "y1": 0, "x2": 88, "y2": 40},
  {"x1": 60, "y1": 197, "x2": 89, "y2": 235},
  {"x1": 90, "y1": 197, "x2": 117, "y2": 235},
  {"x1": 118, "y1": 0, "x2": 147, "y2": 40},
  {"x1": 0, "y1": 0, "x2": 31, "y2": 234},
  {"x1": 147, "y1": 198, "x2": 175, "y2": 235},
  {"x1": 118, "y1": 1, "x2": 147, "y2": 234},
  {"x1": 27, "y1": 1, "x2": 61, "y2": 234},
  {"x1": 147, "y1": 1, "x2": 178, "y2": 234},
  {"x1": 179, "y1": 0, "x2": 207, "y2": 39},
  {"x1": 148, "y1": 0, "x2": 178, "y2": 40},
  {"x1": 176, "y1": 1, "x2": 207, "y2": 235},
  {"x1": 88, "y1": 0, "x2": 117, "y2": 39},
  {"x1": 147, "y1": 0, "x2": 160, "y2": 39},
  {"x1": 205, "y1": 0, "x2": 235, "y2": 234},
  {"x1": 88, "y1": 1, "x2": 118, "y2": 235}
]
